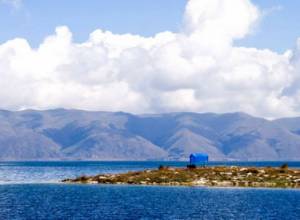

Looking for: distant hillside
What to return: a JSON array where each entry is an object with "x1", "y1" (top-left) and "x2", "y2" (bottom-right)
[{"x1": 0, "y1": 109, "x2": 299, "y2": 161}]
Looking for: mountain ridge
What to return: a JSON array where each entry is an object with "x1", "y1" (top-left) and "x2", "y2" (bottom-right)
[{"x1": 0, "y1": 109, "x2": 299, "y2": 161}]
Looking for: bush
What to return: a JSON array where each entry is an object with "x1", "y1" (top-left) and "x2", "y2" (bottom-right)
[
  {"x1": 247, "y1": 168, "x2": 259, "y2": 174},
  {"x1": 187, "y1": 164, "x2": 196, "y2": 169},
  {"x1": 158, "y1": 165, "x2": 169, "y2": 170},
  {"x1": 78, "y1": 175, "x2": 89, "y2": 182},
  {"x1": 280, "y1": 163, "x2": 288, "y2": 169}
]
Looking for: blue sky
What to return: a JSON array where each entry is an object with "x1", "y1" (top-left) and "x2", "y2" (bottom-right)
[
  {"x1": 0, "y1": 0, "x2": 300, "y2": 118},
  {"x1": 0, "y1": 0, "x2": 186, "y2": 47},
  {"x1": 0, "y1": 0, "x2": 300, "y2": 52}
]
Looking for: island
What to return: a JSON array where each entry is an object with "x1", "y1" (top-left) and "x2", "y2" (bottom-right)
[{"x1": 62, "y1": 165, "x2": 300, "y2": 188}]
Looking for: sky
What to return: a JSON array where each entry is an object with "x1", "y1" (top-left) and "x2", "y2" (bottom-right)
[
  {"x1": 0, "y1": 0, "x2": 300, "y2": 118},
  {"x1": 1, "y1": 0, "x2": 300, "y2": 52}
]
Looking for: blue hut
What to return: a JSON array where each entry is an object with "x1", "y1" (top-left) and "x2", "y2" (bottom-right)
[{"x1": 189, "y1": 153, "x2": 208, "y2": 166}]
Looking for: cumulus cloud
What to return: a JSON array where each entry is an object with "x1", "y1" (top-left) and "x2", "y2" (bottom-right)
[{"x1": 0, "y1": 0, "x2": 299, "y2": 118}]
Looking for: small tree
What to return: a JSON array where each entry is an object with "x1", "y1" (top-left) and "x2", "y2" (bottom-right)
[
  {"x1": 187, "y1": 164, "x2": 196, "y2": 169},
  {"x1": 158, "y1": 165, "x2": 169, "y2": 170},
  {"x1": 280, "y1": 163, "x2": 288, "y2": 169}
]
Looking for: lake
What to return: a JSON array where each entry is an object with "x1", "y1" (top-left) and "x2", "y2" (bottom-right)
[{"x1": 0, "y1": 161, "x2": 300, "y2": 219}]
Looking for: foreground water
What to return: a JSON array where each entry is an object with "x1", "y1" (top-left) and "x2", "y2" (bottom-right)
[
  {"x1": 0, "y1": 184, "x2": 299, "y2": 219},
  {"x1": 0, "y1": 161, "x2": 300, "y2": 219}
]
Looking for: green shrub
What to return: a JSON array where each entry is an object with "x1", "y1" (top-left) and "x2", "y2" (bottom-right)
[
  {"x1": 187, "y1": 164, "x2": 196, "y2": 169},
  {"x1": 280, "y1": 163, "x2": 288, "y2": 169}
]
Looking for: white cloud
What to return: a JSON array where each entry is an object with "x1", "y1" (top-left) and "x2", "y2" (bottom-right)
[{"x1": 0, "y1": 0, "x2": 299, "y2": 118}]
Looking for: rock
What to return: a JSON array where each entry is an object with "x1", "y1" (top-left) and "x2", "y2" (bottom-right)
[
  {"x1": 216, "y1": 181, "x2": 233, "y2": 187},
  {"x1": 193, "y1": 178, "x2": 207, "y2": 185},
  {"x1": 87, "y1": 181, "x2": 98, "y2": 184}
]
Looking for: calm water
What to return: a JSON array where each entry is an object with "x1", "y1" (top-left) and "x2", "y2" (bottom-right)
[
  {"x1": 0, "y1": 161, "x2": 300, "y2": 219},
  {"x1": 1, "y1": 161, "x2": 300, "y2": 184}
]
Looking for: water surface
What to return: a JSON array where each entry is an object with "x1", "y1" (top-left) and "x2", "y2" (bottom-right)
[
  {"x1": 1, "y1": 161, "x2": 299, "y2": 184},
  {"x1": 0, "y1": 161, "x2": 299, "y2": 219},
  {"x1": 0, "y1": 184, "x2": 299, "y2": 219}
]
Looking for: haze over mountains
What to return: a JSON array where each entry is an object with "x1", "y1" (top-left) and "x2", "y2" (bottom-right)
[{"x1": 0, "y1": 109, "x2": 299, "y2": 161}]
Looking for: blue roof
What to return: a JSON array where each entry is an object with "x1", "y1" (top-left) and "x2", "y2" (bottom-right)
[
  {"x1": 190, "y1": 153, "x2": 209, "y2": 163},
  {"x1": 190, "y1": 153, "x2": 208, "y2": 158}
]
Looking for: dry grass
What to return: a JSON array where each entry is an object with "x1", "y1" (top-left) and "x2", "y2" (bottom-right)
[{"x1": 63, "y1": 166, "x2": 300, "y2": 188}]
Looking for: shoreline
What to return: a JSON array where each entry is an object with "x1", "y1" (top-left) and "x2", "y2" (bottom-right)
[
  {"x1": 1, "y1": 182, "x2": 300, "y2": 191},
  {"x1": 62, "y1": 165, "x2": 300, "y2": 188},
  {"x1": 61, "y1": 182, "x2": 300, "y2": 191}
]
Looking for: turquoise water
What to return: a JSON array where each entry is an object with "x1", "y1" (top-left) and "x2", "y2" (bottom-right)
[{"x1": 0, "y1": 161, "x2": 299, "y2": 219}]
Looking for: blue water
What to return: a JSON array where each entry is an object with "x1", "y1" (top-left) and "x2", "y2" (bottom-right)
[
  {"x1": 1, "y1": 161, "x2": 299, "y2": 184},
  {"x1": 0, "y1": 161, "x2": 300, "y2": 219}
]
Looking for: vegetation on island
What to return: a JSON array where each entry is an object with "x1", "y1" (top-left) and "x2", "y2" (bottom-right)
[{"x1": 63, "y1": 164, "x2": 300, "y2": 188}]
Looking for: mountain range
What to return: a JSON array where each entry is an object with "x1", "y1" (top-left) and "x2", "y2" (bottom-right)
[{"x1": 0, "y1": 109, "x2": 299, "y2": 161}]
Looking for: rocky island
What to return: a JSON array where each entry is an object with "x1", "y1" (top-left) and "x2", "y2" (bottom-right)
[{"x1": 62, "y1": 165, "x2": 300, "y2": 188}]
